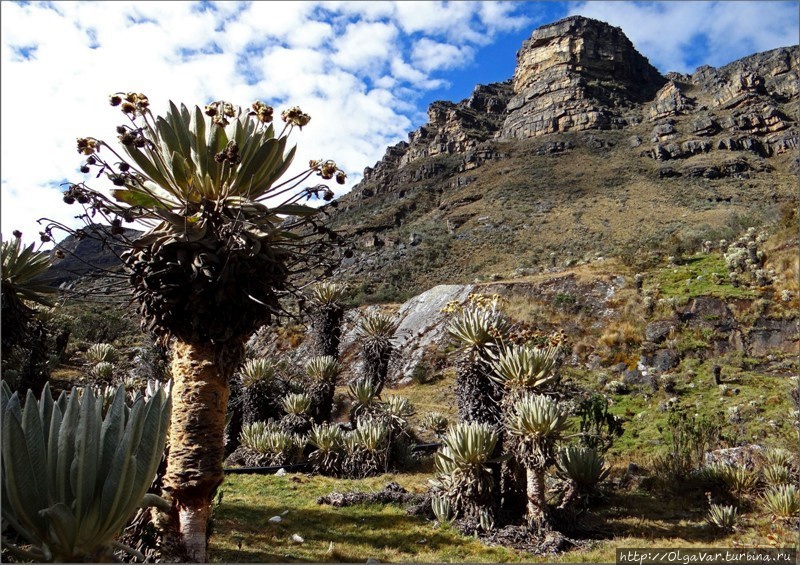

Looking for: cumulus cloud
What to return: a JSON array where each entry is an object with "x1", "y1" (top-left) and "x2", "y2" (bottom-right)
[
  {"x1": 412, "y1": 39, "x2": 474, "y2": 73},
  {"x1": 568, "y1": 1, "x2": 799, "y2": 73},
  {"x1": 1, "y1": 0, "x2": 534, "y2": 243}
]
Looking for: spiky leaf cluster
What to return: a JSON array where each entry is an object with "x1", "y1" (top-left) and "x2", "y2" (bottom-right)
[
  {"x1": 305, "y1": 356, "x2": 339, "y2": 383},
  {"x1": 1, "y1": 381, "x2": 171, "y2": 562},
  {"x1": 431, "y1": 494, "x2": 453, "y2": 524},
  {"x1": 348, "y1": 378, "x2": 379, "y2": 421},
  {"x1": 1, "y1": 236, "x2": 56, "y2": 308},
  {"x1": 714, "y1": 463, "x2": 759, "y2": 498},
  {"x1": 238, "y1": 421, "x2": 304, "y2": 466},
  {"x1": 1, "y1": 236, "x2": 56, "y2": 354},
  {"x1": 431, "y1": 422, "x2": 498, "y2": 521},
  {"x1": 310, "y1": 282, "x2": 347, "y2": 306},
  {"x1": 556, "y1": 445, "x2": 609, "y2": 493},
  {"x1": 305, "y1": 355, "x2": 340, "y2": 425},
  {"x1": 706, "y1": 504, "x2": 737, "y2": 531},
  {"x1": 760, "y1": 484, "x2": 799, "y2": 519},
  {"x1": 356, "y1": 312, "x2": 398, "y2": 395},
  {"x1": 282, "y1": 393, "x2": 311, "y2": 415},
  {"x1": 761, "y1": 464, "x2": 792, "y2": 487},
  {"x1": 307, "y1": 282, "x2": 347, "y2": 358},
  {"x1": 506, "y1": 393, "x2": 570, "y2": 469},
  {"x1": 447, "y1": 306, "x2": 510, "y2": 351},
  {"x1": 340, "y1": 418, "x2": 390, "y2": 478},
  {"x1": 489, "y1": 344, "x2": 559, "y2": 391},
  {"x1": 84, "y1": 343, "x2": 120, "y2": 366},
  {"x1": 307, "y1": 423, "x2": 344, "y2": 475},
  {"x1": 239, "y1": 358, "x2": 278, "y2": 387},
  {"x1": 89, "y1": 361, "x2": 116, "y2": 381},
  {"x1": 420, "y1": 411, "x2": 449, "y2": 438}
]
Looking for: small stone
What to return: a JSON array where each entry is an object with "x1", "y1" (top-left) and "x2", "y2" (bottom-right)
[
  {"x1": 275, "y1": 468, "x2": 287, "y2": 476},
  {"x1": 291, "y1": 533, "x2": 304, "y2": 544},
  {"x1": 281, "y1": 510, "x2": 290, "y2": 516},
  {"x1": 269, "y1": 516, "x2": 282, "y2": 523}
]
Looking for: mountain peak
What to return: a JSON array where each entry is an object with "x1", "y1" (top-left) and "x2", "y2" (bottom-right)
[{"x1": 502, "y1": 15, "x2": 666, "y2": 139}]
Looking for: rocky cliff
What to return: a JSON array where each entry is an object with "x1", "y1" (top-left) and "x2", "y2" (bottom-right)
[
  {"x1": 501, "y1": 16, "x2": 665, "y2": 139},
  {"x1": 328, "y1": 16, "x2": 799, "y2": 302}
]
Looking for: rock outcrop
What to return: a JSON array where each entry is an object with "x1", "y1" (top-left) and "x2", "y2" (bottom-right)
[
  {"x1": 360, "y1": 81, "x2": 513, "y2": 190},
  {"x1": 501, "y1": 16, "x2": 665, "y2": 139}
]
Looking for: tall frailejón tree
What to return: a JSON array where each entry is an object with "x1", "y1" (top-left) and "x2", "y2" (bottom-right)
[
  {"x1": 1, "y1": 234, "x2": 57, "y2": 396},
  {"x1": 51, "y1": 93, "x2": 346, "y2": 561}
]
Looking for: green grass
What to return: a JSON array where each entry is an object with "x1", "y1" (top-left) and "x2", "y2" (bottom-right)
[
  {"x1": 209, "y1": 473, "x2": 538, "y2": 563},
  {"x1": 646, "y1": 253, "x2": 758, "y2": 301},
  {"x1": 209, "y1": 467, "x2": 799, "y2": 563}
]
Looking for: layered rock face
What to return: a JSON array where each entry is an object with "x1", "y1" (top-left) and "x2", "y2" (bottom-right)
[
  {"x1": 501, "y1": 16, "x2": 666, "y2": 139},
  {"x1": 355, "y1": 16, "x2": 798, "y2": 188},
  {"x1": 642, "y1": 45, "x2": 799, "y2": 163},
  {"x1": 359, "y1": 81, "x2": 512, "y2": 193}
]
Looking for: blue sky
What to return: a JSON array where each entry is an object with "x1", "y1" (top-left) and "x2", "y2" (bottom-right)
[{"x1": 1, "y1": 1, "x2": 798, "y2": 243}]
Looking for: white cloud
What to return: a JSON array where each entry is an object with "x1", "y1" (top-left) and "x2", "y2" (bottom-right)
[
  {"x1": 331, "y1": 21, "x2": 398, "y2": 73},
  {"x1": 412, "y1": 39, "x2": 474, "y2": 72},
  {"x1": 0, "y1": 0, "x2": 536, "y2": 243}
]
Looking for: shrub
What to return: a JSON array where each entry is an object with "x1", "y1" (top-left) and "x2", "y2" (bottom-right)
[
  {"x1": 420, "y1": 412, "x2": 449, "y2": 438},
  {"x1": 574, "y1": 393, "x2": 624, "y2": 453},
  {"x1": 556, "y1": 445, "x2": 609, "y2": 494},
  {"x1": 282, "y1": 393, "x2": 311, "y2": 416},
  {"x1": 760, "y1": 484, "x2": 799, "y2": 519},
  {"x1": 653, "y1": 409, "x2": 720, "y2": 483},
  {"x1": 706, "y1": 504, "x2": 737, "y2": 532},
  {"x1": 431, "y1": 422, "x2": 498, "y2": 521},
  {"x1": 0, "y1": 381, "x2": 170, "y2": 562},
  {"x1": 84, "y1": 343, "x2": 119, "y2": 365}
]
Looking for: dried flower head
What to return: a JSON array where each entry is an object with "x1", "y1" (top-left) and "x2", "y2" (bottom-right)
[
  {"x1": 109, "y1": 94, "x2": 122, "y2": 107},
  {"x1": 319, "y1": 160, "x2": 337, "y2": 180},
  {"x1": 76, "y1": 138, "x2": 98, "y2": 155},
  {"x1": 281, "y1": 106, "x2": 311, "y2": 128},
  {"x1": 250, "y1": 101, "x2": 274, "y2": 123}
]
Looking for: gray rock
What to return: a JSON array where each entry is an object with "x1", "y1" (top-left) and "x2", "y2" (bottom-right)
[
  {"x1": 645, "y1": 320, "x2": 674, "y2": 343},
  {"x1": 649, "y1": 349, "x2": 680, "y2": 372},
  {"x1": 704, "y1": 445, "x2": 763, "y2": 468}
]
